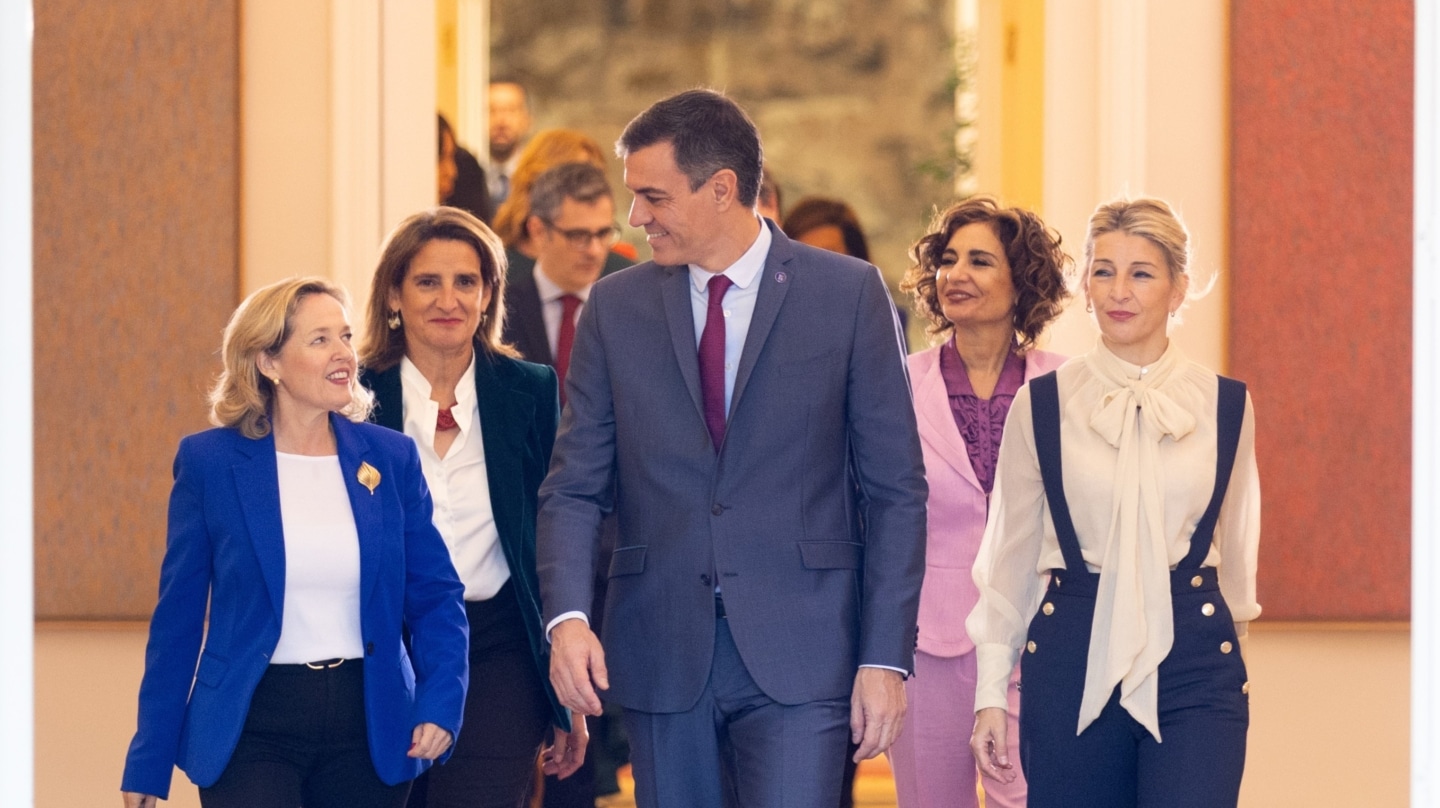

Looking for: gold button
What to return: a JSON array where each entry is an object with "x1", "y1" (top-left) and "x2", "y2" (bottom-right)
[
  {"x1": 1201, "y1": 603, "x2": 1216, "y2": 617},
  {"x1": 1242, "y1": 681, "x2": 1250, "y2": 695},
  {"x1": 1191, "y1": 575, "x2": 1203, "y2": 588},
  {"x1": 1042, "y1": 602, "x2": 1055, "y2": 616},
  {"x1": 1027, "y1": 641, "x2": 1037, "y2": 653},
  {"x1": 1220, "y1": 641, "x2": 1233, "y2": 654}
]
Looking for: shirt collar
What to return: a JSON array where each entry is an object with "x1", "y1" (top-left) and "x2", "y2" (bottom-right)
[
  {"x1": 399, "y1": 352, "x2": 478, "y2": 417},
  {"x1": 688, "y1": 218, "x2": 771, "y2": 293},
  {"x1": 533, "y1": 262, "x2": 588, "y2": 305}
]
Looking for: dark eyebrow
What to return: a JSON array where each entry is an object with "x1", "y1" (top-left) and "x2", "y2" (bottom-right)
[{"x1": 967, "y1": 249, "x2": 998, "y2": 261}]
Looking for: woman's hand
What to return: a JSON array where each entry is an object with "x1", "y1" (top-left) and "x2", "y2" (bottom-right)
[
  {"x1": 970, "y1": 707, "x2": 1017, "y2": 784},
  {"x1": 122, "y1": 792, "x2": 158, "y2": 808},
  {"x1": 541, "y1": 710, "x2": 590, "y2": 779},
  {"x1": 408, "y1": 722, "x2": 454, "y2": 759}
]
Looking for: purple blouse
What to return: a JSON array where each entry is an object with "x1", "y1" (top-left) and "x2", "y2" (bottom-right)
[{"x1": 938, "y1": 340, "x2": 1026, "y2": 494}]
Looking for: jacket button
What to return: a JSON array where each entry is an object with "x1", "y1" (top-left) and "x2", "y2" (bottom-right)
[
  {"x1": 365, "y1": 642, "x2": 374, "y2": 656},
  {"x1": 1191, "y1": 575, "x2": 1204, "y2": 588},
  {"x1": 712, "y1": 504, "x2": 723, "y2": 516},
  {"x1": 1026, "y1": 641, "x2": 1037, "y2": 653},
  {"x1": 700, "y1": 574, "x2": 712, "y2": 586},
  {"x1": 1201, "y1": 603, "x2": 1216, "y2": 617},
  {"x1": 1042, "y1": 602, "x2": 1055, "y2": 616}
]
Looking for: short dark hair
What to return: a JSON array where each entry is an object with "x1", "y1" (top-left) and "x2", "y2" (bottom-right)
[
  {"x1": 529, "y1": 162, "x2": 613, "y2": 224},
  {"x1": 782, "y1": 196, "x2": 870, "y2": 262},
  {"x1": 901, "y1": 196, "x2": 1072, "y2": 350},
  {"x1": 616, "y1": 89, "x2": 763, "y2": 207}
]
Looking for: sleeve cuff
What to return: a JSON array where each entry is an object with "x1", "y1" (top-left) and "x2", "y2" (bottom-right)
[
  {"x1": 858, "y1": 663, "x2": 909, "y2": 677},
  {"x1": 545, "y1": 611, "x2": 589, "y2": 642},
  {"x1": 974, "y1": 642, "x2": 1019, "y2": 712}
]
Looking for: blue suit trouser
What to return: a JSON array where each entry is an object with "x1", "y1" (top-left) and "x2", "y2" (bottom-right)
[{"x1": 1019, "y1": 567, "x2": 1249, "y2": 808}]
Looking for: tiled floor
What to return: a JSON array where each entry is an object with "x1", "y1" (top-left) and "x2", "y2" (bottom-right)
[{"x1": 595, "y1": 757, "x2": 899, "y2": 808}]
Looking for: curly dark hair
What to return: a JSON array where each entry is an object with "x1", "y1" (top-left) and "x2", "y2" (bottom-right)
[{"x1": 901, "y1": 196, "x2": 1071, "y2": 350}]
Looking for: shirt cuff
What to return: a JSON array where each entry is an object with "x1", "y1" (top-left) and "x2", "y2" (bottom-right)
[
  {"x1": 545, "y1": 611, "x2": 589, "y2": 642},
  {"x1": 858, "y1": 664, "x2": 909, "y2": 677},
  {"x1": 974, "y1": 642, "x2": 1019, "y2": 712}
]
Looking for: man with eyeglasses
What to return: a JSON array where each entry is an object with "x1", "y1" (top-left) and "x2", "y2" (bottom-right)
[{"x1": 504, "y1": 161, "x2": 627, "y2": 397}]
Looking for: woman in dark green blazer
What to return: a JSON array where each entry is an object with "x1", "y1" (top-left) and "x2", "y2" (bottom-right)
[{"x1": 359, "y1": 207, "x2": 585, "y2": 808}]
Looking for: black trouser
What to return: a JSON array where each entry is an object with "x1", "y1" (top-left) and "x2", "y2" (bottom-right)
[
  {"x1": 409, "y1": 578, "x2": 551, "y2": 808},
  {"x1": 200, "y1": 660, "x2": 410, "y2": 808},
  {"x1": 1019, "y1": 567, "x2": 1250, "y2": 808}
]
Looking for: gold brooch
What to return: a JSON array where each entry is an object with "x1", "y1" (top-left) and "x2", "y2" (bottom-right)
[{"x1": 357, "y1": 462, "x2": 381, "y2": 495}]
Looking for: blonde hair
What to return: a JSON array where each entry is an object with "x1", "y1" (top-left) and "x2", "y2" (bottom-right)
[
  {"x1": 360, "y1": 207, "x2": 517, "y2": 372},
  {"x1": 492, "y1": 129, "x2": 608, "y2": 247},
  {"x1": 209, "y1": 277, "x2": 373, "y2": 439},
  {"x1": 1083, "y1": 197, "x2": 1214, "y2": 316}
]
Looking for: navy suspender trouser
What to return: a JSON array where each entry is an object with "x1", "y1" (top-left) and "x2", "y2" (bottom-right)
[{"x1": 1016, "y1": 372, "x2": 1250, "y2": 808}]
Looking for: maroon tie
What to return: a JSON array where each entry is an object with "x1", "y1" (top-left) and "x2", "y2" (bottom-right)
[
  {"x1": 555, "y1": 294, "x2": 581, "y2": 406},
  {"x1": 699, "y1": 274, "x2": 733, "y2": 452}
]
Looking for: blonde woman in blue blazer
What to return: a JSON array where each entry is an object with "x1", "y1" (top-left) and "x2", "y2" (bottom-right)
[{"x1": 121, "y1": 278, "x2": 470, "y2": 808}]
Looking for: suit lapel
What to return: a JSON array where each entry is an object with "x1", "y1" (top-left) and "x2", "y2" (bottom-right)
[
  {"x1": 915, "y1": 350, "x2": 984, "y2": 492},
  {"x1": 333, "y1": 415, "x2": 384, "y2": 610},
  {"x1": 729, "y1": 227, "x2": 793, "y2": 419},
  {"x1": 231, "y1": 433, "x2": 288, "y2": 622},
  {"x1": 365, "y1": 365, "x2": 404, "y2": 431},
  {"x1": 662, "y1": 265, "x2": 707, "y2": 425},
  {"x1": 508, "y1": 275, "x2": 553, "y2": 365},
  {"x1": 474, "y1": 354, "x2": 530, "y2": 553}
]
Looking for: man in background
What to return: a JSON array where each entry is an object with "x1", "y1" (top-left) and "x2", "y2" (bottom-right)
[{"x1": 489, "y1": 79, "x2": 533, "y2": 205}]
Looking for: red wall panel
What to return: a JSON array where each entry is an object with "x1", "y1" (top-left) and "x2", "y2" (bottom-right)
[{"x1": 1230, "y1": 0, "x2": 1412, "y2": 619}]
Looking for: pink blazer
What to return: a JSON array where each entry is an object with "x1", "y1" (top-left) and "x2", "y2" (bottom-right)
[{"x1": 907, "y1": 345, "x2": 1066, "y2": 658}]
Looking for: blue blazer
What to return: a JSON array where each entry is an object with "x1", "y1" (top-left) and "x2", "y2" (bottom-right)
[{"x1": 121, "y1": 416, "x2": 469, "y2": 799}]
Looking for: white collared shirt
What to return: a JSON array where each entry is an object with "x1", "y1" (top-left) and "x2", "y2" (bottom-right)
[
  {"x1": 400, "y1": 355, "x2": 511, "y2": 600},
  {"x1": 534, "y1": 262, "x2": 590, "y2": 359},
  {"x1": 686, "y1": 220, "x2": 771, "y2": 414}
]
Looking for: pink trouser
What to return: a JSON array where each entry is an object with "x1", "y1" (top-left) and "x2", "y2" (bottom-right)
[{"x1": 888, "y1": 650, "x2": 1027, "y2": 808}]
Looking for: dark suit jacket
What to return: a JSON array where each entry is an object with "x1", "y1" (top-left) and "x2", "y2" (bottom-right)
[
  {"x1": 121, "y1": 417, "x2": 469, "y2": 798},
  {"x1": 536, "y1": 221, "x2": 928, "y2": 713},
  {"x1": 362, "y1": 350, "x2": 569, "y2": 730}
]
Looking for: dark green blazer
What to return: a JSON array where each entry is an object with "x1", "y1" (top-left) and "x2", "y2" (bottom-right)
[{"x1": 362, "y1": 350, "x2": 568, "y2": 730}]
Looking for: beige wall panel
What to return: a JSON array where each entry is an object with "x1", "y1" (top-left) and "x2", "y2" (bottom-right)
[{"x1": 33, "y1": 0, "x2": 240, "y2": 619}]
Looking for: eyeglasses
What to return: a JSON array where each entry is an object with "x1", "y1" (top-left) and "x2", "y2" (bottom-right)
[{"x1": 545, "y1": 221, "x2": 621, "y2": 250}]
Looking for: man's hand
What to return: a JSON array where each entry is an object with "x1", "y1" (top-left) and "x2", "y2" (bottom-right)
[
  {"x1": 970, "y1": 707, "x2": 1017, "y2": 783},
  {"x1": 542, "y1": 710, "x2": 590, "y2": 779},
  {"x1": 549, "y1": 618, "x2": 609, "y2": 716},
  {"x1": 849, "y1": 667, "x2": 907, "y2": 762}
]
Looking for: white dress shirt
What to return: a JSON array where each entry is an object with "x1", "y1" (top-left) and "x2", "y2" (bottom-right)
[
  {"x1": 967, "y1": 340, "x2": 1261, "y2": 739},
  {"x1": 533, "y1": 262, "x2": 590, "y2": 359},
  {"x1": 401, "y1": 355, "x2": 511, "y2": 601},
  {"x1": 271, "y1": 453, "x2": 365, "y2": 663},
  {"x1": 686, "y1": 221, "x2": 770, "y2": 414}
]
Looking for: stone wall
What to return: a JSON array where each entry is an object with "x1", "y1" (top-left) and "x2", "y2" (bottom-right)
[{"x1": 492, "y1": 0, "x2": 960, "y2": 326}]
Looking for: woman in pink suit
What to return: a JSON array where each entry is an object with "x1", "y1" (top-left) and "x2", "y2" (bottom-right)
[{"x1": 890, "y1": 197, "x2": 1071, "y2": 808}]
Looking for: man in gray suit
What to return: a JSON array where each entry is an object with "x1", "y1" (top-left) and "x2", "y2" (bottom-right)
[{"x1": 537, "y1": 89, "x2": 927, "y2": 808}]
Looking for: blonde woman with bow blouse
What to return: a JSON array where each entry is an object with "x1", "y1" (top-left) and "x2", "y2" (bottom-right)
[{"x1": 967, "y1": 198, "x2": 1260, "y2": 808}]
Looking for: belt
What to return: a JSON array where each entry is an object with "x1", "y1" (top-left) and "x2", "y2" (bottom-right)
[{"x1": 269, "y1": 657, "x2": 354, "y2": 672}]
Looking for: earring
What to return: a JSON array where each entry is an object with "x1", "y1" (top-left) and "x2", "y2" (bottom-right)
[
  {"x1": 1086, "y1": 302, "x2": 1093, "y2": 313},
  {"x1": 387, "y1": 310, "x2": 401, "y2": 330},
  {"x1": 269, "y1": 376, "x2": 281, "y2": 386}
]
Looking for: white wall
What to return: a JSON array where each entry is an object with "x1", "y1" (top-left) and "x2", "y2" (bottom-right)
[{"x1": 0, "y1": 0, "x2": 33, "y2": 804}]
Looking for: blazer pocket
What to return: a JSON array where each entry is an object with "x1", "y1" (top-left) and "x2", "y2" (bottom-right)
[
  {"x1": 607, "y1": 545, "x2": 647, "y2": 578},
  {"x1": 798, "y1": 541, "x2": 864, "y2": 570},
  {"x1": 775, "y1": 349, "x2": 839, "y2": 377},
  {"x1": 194, "y1": 650, "x2": 229, "y2": 688}
]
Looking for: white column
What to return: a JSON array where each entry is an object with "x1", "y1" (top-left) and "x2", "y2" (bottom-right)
[
  {"x1": 1096, "y1": 0, "x2": 1147, "y2": 197},
  {"x1": 0, "y1": 0, "x2": 33, "y2": 803},
  {"x1": 328, "y1": 0, "x2": 435, "y2": 329},
  {"x1": 455, "y1": 0, "x2": 490, "y2": 151},
  {"x1": 1414, "y1": 0, "x2": 1440, "y2": 800}
]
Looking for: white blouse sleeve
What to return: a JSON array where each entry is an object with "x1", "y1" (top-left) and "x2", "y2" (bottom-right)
[
  {"x1": 1216, "y1": 391, "x2": 1262, "y2": 639},
  {"x1": 967, "y1": 384, "x2": 1051, "y2": 712}
]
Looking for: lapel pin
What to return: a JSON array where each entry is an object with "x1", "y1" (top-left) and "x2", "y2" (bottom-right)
[
  {"x1": 357, "y1": 462, "x2": 381, "y2": 495},
  {"x1": 775, "y1": 271, "x2": 788, "y2": 283}
]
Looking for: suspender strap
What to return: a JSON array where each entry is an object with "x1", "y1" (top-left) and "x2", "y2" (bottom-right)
[
  {"x1": 1028, "y1": 372, "x2": 1088, "y2": 573},
  {"x1": 1178, "y1": 376, "x2": 1248, "y2": 569}
]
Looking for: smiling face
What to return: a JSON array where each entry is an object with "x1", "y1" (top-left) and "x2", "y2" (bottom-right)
[
  {"x1": 257, "y1": 292, "x2": 357, "y2": 423},
  {"x1": 388, "y1": 238, "x2": 491, "y2": 359},
  {"x1": 1084, "y1": 231, "x2": 1188, "y2": 365},
  {"x1": 936, "y1": 222, "x2": 1017, "y2": 332},
  {"x1": 623, "y1": 141, "x2": 729, "y2": 269}
]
